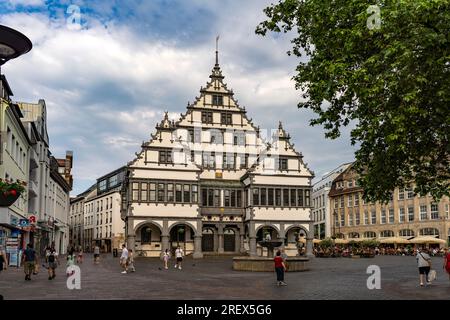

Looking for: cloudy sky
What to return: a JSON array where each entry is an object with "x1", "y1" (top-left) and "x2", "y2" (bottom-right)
[{"x1": 0, "y1": 0, "x2": 356, "y2": 195}]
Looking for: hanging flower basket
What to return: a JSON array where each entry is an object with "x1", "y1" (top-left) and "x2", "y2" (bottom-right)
[{"x1": 0, "y1": 179, "x2": 26, "y2": 207}]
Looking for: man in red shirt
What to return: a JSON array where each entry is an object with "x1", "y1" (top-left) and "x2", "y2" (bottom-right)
[{"x1": 274, "y1": 250, "x2": 287, "y2": 286}]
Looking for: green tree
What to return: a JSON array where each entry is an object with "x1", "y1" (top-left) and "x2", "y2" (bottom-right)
[{"x1": 256, "y1": 0, "x2": 450, "y2": 202}]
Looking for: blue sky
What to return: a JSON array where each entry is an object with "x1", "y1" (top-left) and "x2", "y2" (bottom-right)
[{"x1": 0, "y1": 0, "x2": 356, "y2": 195}]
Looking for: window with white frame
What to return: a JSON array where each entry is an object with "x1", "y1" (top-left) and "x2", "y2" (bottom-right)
[
  {"x1": 340, "y1": 214, "x2": 345, "y2": 227},
  {"x1": 408, "y1": 207, "x2": 414, "y2": 221},
  {"x1": 399, "y1": 208, "x2": 405, "y2": 222},
  {"x1": 398, "y1": 189, "x2": 405, "y2": 200},
  {"x1": 354, "y1": 193, "x2": 359, "y2": 206},
  {"x1": 364, "y1": 211, "x2": 369, "y2": 225},
  {"x1": 348, "y1": 211, "x2": 353, "y2": 226},
  {"x1": 431, "y1": 204, "x2": 439, "y2": 219},
  {"x1": 340, "y1": 196, "x2": 344, "y2": 208},
  {"x1": 446, "y1": 204, "x2": 449, "y2": 219},
  {"x1": 371, "y1": 210, "x2": 376, "y2": 224},
  {"x1": 389, "y1": 208, "x2": 394, "y2": 223},
  {"x1": 381, "y1": 209, "x2": 386, "y2": 224},
  {"x1": 348, "y1": 180, "x2": 353, "y2": 188},
  {"x1": 348, "y1": 194, "x2": 353, "y2": 207},
  {"x1": 355, "y1": 210, "x2": 360, "y2": 225},
  {"x1": 406, "y1": 187, "x2": 414, "y2": 199},
  {"x1": 420, "y1": 205, "x2": 427, "y2": 220},
  {"x1": 399, "y1": 229, "x2": 414, "y2": 237}
]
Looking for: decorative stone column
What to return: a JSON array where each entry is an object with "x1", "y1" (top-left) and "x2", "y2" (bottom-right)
[
  {"x1": 306, "y1": 223, "x2": 315, "y2": 258},
  {"x1": 239, "y1": 234, "x2": 245, "y2": 253},
  {"x1": 126, "y1": 218, "x2": 135, "y2": 251},
  {"x1": 218, "y1": 225, "x2": 224, "y2": 254},
  {"x1": 234, "y1": 229, "x2": 240, "y2": 253},
  {"x1": 193, "y1": 235, "x2": 203, "y2": 259},
  {"x1": 161, "y1": 235, "x2": 170, "y2": 258},
  {"x1": 249, "y1": 237, "x2": 257, "y2": 257}
]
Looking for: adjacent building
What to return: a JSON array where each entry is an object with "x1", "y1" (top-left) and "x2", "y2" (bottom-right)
[
  {"x1": 311, "y1": 163, "x2": 351, "y2": 239},
  {"x1": 71, "y1": 167, "x2": 126, "y2": 253},
  {"x1": 328, "y1": 164, "x2": 450, "y2": 244},
  {"x1": 0, "y1": 75, "x2": 31, "y2": 251},
  {"x1": 122, "y1": 54, "x2": 314, "y2": 258}
]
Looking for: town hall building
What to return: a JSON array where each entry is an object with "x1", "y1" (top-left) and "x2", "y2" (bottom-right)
[{"x1": 121, "y1": 51, "x2": 315, "y2": 258}]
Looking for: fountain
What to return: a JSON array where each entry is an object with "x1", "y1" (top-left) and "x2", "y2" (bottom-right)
[
  {"x1": 233, "y1": 238, "x2": 310, "y2": 272},
  {"x1": 257, "y1": 240, "x2": 283, "y2": 258}
]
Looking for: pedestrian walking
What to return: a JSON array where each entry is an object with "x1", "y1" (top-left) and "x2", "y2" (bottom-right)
[
  {"x1": 46, "y1": 247, "x2": 59, "y2": 280},
  {"x1": 416, "y1": 248, "x2": 432, "y2": 286},
  {"x1": 443, "y1": 248, "x2": 450, "y2": 281},
  {"x1": 77, "y1": 248, "x2": 83, "y2": 264},
  {"x1": 274, "y1": 250, "x2": 287, "y2": 286},
  {"x1": 120, "y1": 244, "x2": 129, "y2": 274},
  {"x1": 128, "y1": 249, "x2": 135, "y2": 272},
  {"x1": 174, "y1": 246, "x2": 184, "y2": 270},
  {"x1": 0, "y1": 250, "x2": 6, "y2": 272},
  {"x1": 163, "y1": 249, "x2": 170, "y2": 269},
  {"x1": 94, "y1": 245, "x2": 100, "y2": 264},
  {"x1": 66, "y1": 251, "x2": 75, "y2": 276},
  {"x1": 22, "y1": 243, "x2": 36, "y2": 281}
]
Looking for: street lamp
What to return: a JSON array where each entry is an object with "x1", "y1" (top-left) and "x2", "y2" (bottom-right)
[{"x1": 0, "y1": 25, "x2": 32, "y2": 67}]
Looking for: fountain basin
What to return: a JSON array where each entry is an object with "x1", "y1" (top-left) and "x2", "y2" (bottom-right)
[{"x1": 233, "y1": 256, "x2": 309, "y2": 272}]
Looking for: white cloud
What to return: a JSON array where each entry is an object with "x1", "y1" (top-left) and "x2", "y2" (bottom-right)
[
  {"x1": 5, "y1": 0, "x2": 45, "y2": 7},
  {"x1": 0, "y1": 3, "x2": 355, "y2": 194}
]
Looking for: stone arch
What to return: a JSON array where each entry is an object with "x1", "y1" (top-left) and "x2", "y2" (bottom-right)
[
  {"x1": 134, "y1": 220, "x2": 163, "y2": 234},
  {"x1": 255, "y1": 224, "x2": 281, "y2": 235},
  {"x1": 284, "y1": 224, "x2": 310, "y2": 238},
  {"x1": 168, "y1": 221, "x2": 198, "y2": 236}
]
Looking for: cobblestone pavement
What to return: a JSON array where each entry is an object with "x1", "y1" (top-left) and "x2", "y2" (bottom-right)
[{"x1": 0, "y1": 254, "x2": 449, "y2": 300}]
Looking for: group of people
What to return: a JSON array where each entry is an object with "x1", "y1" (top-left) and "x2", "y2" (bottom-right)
[
  {"x1": 117, "y1": 245, "x2": 185, "y2": 273},
  {"x1": 20, "y1": 243, "x2": 59, "y2": 281}
]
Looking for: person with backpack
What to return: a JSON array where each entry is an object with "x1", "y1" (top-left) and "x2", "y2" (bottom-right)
[
  {"x1": 46, "y1": 248, "x2": 59, "y2": 280},
  {"x1": 416, "y1": 248, "x2": 432, "y2": 286},
  {"x1": 22, "y1": 243, "x2": 36, "y2": 281}
]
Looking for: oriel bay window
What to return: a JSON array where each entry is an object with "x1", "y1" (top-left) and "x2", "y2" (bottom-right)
[
  {"x1": 191, "y1": 185, "x2": 198, "y2": 203},
  {"x1": 132, "y1": 183, "x2": 139, "y2": 201},
  {"x1": 158, "y1": 183, "x2": 165, "y2": 202},
  {"x1": 175, "y1": 184, "x2": 182, "y2": 202},
  {"x1": 260, "y1": 188, "x2": 267, "y2": 206},
  {"x1": 282, "y1": 189, "x2": 289, "y2": 206},
  {"x1": 275, "y1": 189, "x2": 281, "y2": 206},
  {"x1": 140, "y1": 183, "x2": 148, "y2": 202},
  {"x1": 268, "y1": 188, "x2": 274, "y2": 205},
  {"x1": 297, "y1": 190, "x2": 304, "y2": 207},
  {"x1": 183, "y1": 185, "x2": 190, "y2": 203},
  {"x1": 149, "y1": 183, "x2": 156, "y2": 201},
  {"x1": 167, "y1": 184, "x2": 174, "y2": 202},
  {"x1": 253, "y1": 188, "x2": 260, "y2": 206},
  {"x1": 290, "y1": 189, "x2": 297, "y2": 206}
]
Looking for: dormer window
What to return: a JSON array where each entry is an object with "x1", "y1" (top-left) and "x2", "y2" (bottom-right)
[
  {"x1": 348, "y1": 180, "x2": 353, "y2": 188},
  {"x1": 212, "y1": 95, "x2": 223, "y2": 106}
]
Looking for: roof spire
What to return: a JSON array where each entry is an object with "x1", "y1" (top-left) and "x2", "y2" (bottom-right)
[{"x1": 215, "y1": 35, "x2": 219, "y2": 66}]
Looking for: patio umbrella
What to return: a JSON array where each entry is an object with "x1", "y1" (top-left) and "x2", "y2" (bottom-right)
[
  {"x1": 298, "y1": 238, "x2": 321, "y2": 244},
  {"x1": 334, "y1": 238, "x2": 349, "y2": 244},
  {"x1": 379, "y1": 237, "x2": 411, "y2": 244},
  {"x1": 409, "y1": 236, "x2": 446, "y2": 244}
]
